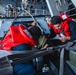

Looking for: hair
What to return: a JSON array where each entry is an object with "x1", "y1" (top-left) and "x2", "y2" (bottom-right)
[
  {"x1": 29, "y1": 26, "x2": 41, "y2": 41},
  {"x1": 51, "y1": 16, "x2": 62, "y2": 25}
]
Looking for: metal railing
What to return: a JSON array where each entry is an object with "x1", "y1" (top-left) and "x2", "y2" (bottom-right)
[
  {"x1": 32, "y1": 9, "x2": 50, "y2": 15},
  {"x1": 4, "y1": 8, "x2": 50, "y2": 17}
]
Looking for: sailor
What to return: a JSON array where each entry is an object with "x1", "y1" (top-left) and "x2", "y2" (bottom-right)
[
  {"x1": 42, "y1": 14, "x2": 76, "y2": 61},
  {"x1": 44, "y1": 14, "x2": 76, "y2": 48},
  {"x1": 41, "y1": 14, "x2": 76, "y2": 69},
  {"x1": 2, "y1": 24, "x2": 41, "y2": 75},
  {"x1": 51, "y1": 14, "x2": 76, "y2": 42}
]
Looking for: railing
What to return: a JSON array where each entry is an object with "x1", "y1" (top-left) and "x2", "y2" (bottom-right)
[
  {"x1": 32, "y1": 9, "x2": 50, "y2": 15},
  {"x1": 5, "y1": 8, "x2": 50, "y2": 17}
]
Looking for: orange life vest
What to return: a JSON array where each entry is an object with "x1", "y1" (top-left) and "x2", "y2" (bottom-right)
[
  {"x1": 2, "y1": 24, "x2": 36, "y2": 50},
  {"x1": 47, "y1": 15, "x2": 71, "y2": 37}
]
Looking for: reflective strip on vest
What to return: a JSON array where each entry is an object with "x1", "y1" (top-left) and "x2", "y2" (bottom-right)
[{"x1": 24, "y1": 29, "x2": 32, "y2": 38}]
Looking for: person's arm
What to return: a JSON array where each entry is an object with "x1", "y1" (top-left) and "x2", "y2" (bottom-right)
[
  {"x1": 31, "y1": 21, "x2": 38, "y2": 26},
  {"x1": 27, "y1": 21, "x2": 37, "y2": 26},
  {"x1": 41, "y1": 44, "x2": 48, "y2": 50},
  {"x1": 41, "y1": 38, "x2": 52, "y2": 50},
  {"x1": 60, "y1": 36, "x2": 71, "y2": 42}
]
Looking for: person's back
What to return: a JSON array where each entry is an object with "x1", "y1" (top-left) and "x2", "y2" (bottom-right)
[
  {"x1": 3, "y1": 24, "x2": 36, "y2": 50},
  {"x1": 2, "y1": 24, "x2": 41, "y2": 75}
]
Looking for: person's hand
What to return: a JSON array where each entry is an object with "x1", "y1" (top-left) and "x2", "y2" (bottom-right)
[
  {"x1": 60, "y1": 37, "x2": 67, "y2": 42},
  {"x1": 40, "y1": 44, "x2": 48, "y2": 50},
  {"x1": 31, "y1": 21, "x2": 38, "y2": 26},
  {"x1": 60, "y1": 36, "x2": 71, "y2": 42},
  {"x1": 46, "y1": 17, "x2": 51, "y2": 23}
]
